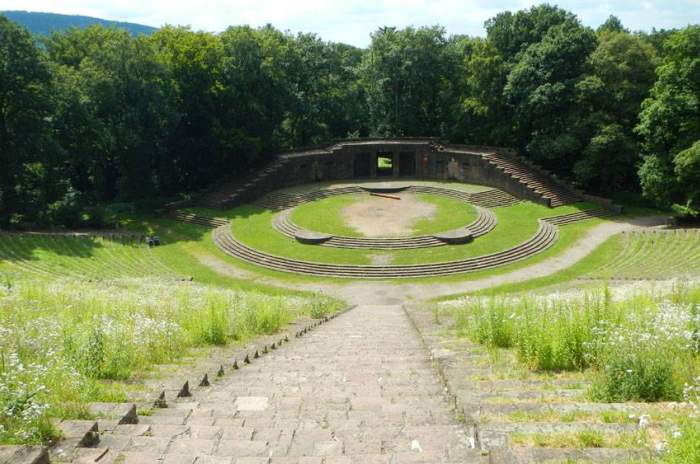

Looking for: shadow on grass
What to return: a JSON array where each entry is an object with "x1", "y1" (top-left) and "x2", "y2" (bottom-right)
[{"x1": 0, "y1": 233, "x2": 108, "y2": 263}]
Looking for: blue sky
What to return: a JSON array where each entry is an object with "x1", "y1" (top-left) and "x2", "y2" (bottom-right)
[{"x1": 3, "y1": 0, "x2": 699, "y2": 46}]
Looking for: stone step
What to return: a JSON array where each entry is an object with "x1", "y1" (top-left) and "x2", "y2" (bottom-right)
[
  {"x1": 0, "y1": 446, "x2": 49, "y2": 464},
  {"x1": 50, "y1": 420, "x2": 99, "y2": 462}
]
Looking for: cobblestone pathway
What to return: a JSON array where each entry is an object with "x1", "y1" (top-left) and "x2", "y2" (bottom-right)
[{"x1": 91, "y1": 305, "x2": 479, "y2": 463}]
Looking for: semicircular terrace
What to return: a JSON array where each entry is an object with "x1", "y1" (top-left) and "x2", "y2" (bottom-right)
[
  {"x1": 212, "y1": 220, "x2": 559, "y2": 278},
  {"x1": 273, "y1": 205, "x2": 497, "y2": 249}
]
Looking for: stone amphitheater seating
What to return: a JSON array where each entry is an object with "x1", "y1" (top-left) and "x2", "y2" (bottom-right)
[
  {"x1": 211, "y1": 220, "x2": 559, "y2": 278},
  {"x1": 272, "y1": 206, "x2": 497, "y2": 249},
  {"x1": 541, "y1": 208, "x2": 615, "y2": 226},
  {"x1": 201, "y1": 157, "x2": 292, "y2": 209},
  {"x1": 255, "y1": 185, "x2": 519, "y2": 211},
  {"x1": 484, "y1": 152, "x2": 582, "y2": 207},
  {"x1": 170, "y1": 211, "x2": 229, "y2": 228}
]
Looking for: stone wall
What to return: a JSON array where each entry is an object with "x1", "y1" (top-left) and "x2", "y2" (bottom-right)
[{"x1": 234, "y1": 139, "x2": 554, "y2": 207}]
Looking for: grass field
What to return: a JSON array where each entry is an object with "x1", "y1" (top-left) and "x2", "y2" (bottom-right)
[{"x1": 290, "y1": 193, "x2": 478, "y2": 237}]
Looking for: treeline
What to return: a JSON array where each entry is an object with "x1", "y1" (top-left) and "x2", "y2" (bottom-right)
[{"x1": 1, "y1": 5, "x2": 699, "y2": 228}]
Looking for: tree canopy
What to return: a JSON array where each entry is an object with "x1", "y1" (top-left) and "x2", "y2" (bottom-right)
[{"x1": 0, "y1": 6, "x2": 697, "y2": 227}]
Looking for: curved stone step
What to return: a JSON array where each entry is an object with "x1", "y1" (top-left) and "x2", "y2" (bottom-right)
[
  {"x1": 212, "y1": 221, "x2": 558, "y2": 278},
  {"x1": 272, "y1": 204, "x2": 497, "y2": 250}
]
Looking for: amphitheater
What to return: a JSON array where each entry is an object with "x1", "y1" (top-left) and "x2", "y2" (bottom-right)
[
  {"x1": 4, "y1": 139, "x2": 698, "y2": 464},
  {"x1": 173, "y1": 139, "x2": 616, "y2": 280}
]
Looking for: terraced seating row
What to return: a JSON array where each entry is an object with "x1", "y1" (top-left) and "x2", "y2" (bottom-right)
[
  {"x1": 406, "y1": 185, "x2": 520, "y2": 208},
  {"x1": 212, "y1": 220, "x2": 558, "y2": 278},
  {"x1": 584, "y1": 229, "x2": 700, "y2": 281},
  {"x1": 484, "y1": 152, "x2": 582, "y2": 207},
  {"x1": 203, "y1": 157, "x2": 291, "y2": 208},
  {"x1": 406, "y1": 306, "x2": 665, "y2": 464},
  {"x1": 170, "y1": 211, "x2": 229, "y2": 228},
  {"x1": 0, "y1": 233, "x2": 182, "y2": 280},
  {"x1": 254, "y1": 186, "x2": 364, "y2": 211},
  {"x1": 272, "y1": 206, "x2": 497, "y2": 249},
  {"x1": 541, "y1": 208, "x2": 615, "y2": 226}
]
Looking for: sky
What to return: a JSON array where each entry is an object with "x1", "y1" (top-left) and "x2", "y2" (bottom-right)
[{"x1": 2, "y1": 0, "x2": 699, "y2": 46}]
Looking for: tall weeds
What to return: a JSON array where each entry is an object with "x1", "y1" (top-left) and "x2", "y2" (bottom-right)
[{"x1": 446, "y1": 282, "x2": 700, "y2": 401}]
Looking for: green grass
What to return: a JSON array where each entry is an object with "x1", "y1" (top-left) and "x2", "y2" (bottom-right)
[
  {"x1": 143, "y1": 203, "x2": 602, "y2": 287},
  {"x1": 411, "y1": 194, "x2": 477, "y2": 236},
  {"x1": 290, "y1": 192, "x2": 478, "y2": 238},
  {"x1": 0, "y1": 233, "x2": 180, "y2": 280},
  {"x1": 291, "y1": 194, "x2": 367, "y2": 237},
  {"x1": 586, "y1": 230, "x2": 700, "y2": 280},
  {"x1": 462, "y1": 227, "x2": 700, "y2": 297}
]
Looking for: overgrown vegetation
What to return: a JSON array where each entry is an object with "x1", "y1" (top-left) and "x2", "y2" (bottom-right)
[
  {"x1": 1, "y1": 7, "x2": 698, "y2": 227},
  {"x1": 445, "y1": 283, "x2": 700, "y2": 402},
  {"x1": 0, "y1": 274, "x2": 340, "y2": 444}
]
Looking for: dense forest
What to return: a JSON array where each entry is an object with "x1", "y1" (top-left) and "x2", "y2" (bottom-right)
[{"x1": 1, "y1": 5, "x2": 699, "y2": 228}]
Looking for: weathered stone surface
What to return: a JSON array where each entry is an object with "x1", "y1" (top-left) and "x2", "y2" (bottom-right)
[
  {"x1": 293, "y1": 229, "x2": 333, "y2": 244},
  {"x1": 0, "y1": 446, "x2": 49, "y2": 464},
  {"x1": 74, "y1": 305, "x2": 475, "y2": 463},
  {"x1": 88, "y1": 402, "x2": 138, "y2": 425},
  {"x1": 432, "y1": 228, "x2": 473, "y2": 244}
]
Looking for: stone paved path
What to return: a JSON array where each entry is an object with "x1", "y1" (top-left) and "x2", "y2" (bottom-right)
[{"x1": 92, "y1": 305, "x2": 479, "y2": 463}]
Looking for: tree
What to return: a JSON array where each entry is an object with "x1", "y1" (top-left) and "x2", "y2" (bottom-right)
[
  {"x1": 597, "y1": 15, "x2": 628, "y2": 34},
  {"x1": 573, "y1": 31, "x2": 657, "y2": 193},
  {"x1": 485, "y1": 4, "x2": 578, "y2": 63},
  {"x1": 217, "y1": 25, "x2": 290, "y2": 166},
  {"x1": 46, "y1": 26, "x2": 177, "y2": 201},
  {"x1": 0, "y1": 15, "x2": 55, "y2": 226},
  {"x1": 360, "y1": 26, "x2": 457, "y2": 137},
  {"x1": 504, "y1": 21, "x2": 597, "y2": 171},
  {"x1": 450, "y1": 37, "x2": 513, "y2": 145},
  {"x1": 282, "y1": 35, "x2": 368, "y2": 146},
  {"x1": 636, "y1": 26, "x2": 700, "y2": 212},
  {"x1": 150, "y1": 26, "x2": 225, "y2": 191}
]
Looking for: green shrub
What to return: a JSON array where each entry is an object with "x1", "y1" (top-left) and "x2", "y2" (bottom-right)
[{"x1": 591, "y1": 355, "x2": 680, "y2": 402}]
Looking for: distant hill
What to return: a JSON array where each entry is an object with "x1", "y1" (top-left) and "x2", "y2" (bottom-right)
[{"x1": 1, "y1": 10, "x2": 158, "y2": 36}]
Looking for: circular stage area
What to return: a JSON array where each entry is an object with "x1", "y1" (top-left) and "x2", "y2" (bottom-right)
[
  {"x1": 270, "y1": 187, "x2": 498, "y2": 249},
  {"x1": 205, "y1": 182, "x2": 584, "y2": 278}
]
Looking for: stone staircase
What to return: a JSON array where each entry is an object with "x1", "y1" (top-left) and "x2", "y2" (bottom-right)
[
  {"x1": 41, "y1": 305, "x2": 483, "y2": 463},
  {"x1": 541, "y1": 209, "x2": 616, "y2": 226},
  {"x1": 169, "y1": 211, "x2": 229, "y2": 228},
  {"x1": 254, "y1": 186, "x2": 364, "y2": 211},
  {"x1": 406, "y1": 186, "x2": 520, "y2": 209},
  {"x1": 483, "y1": 153, "x2": 582, "y2": 207},
  {"x1": 200, "y1": 157, "x2": 292, "y2": 209}
]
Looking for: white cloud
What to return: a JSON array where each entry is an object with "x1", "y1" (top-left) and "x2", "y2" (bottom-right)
[{"x1": 1, "y1": 0, "x2": 698, "y2": 46}]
